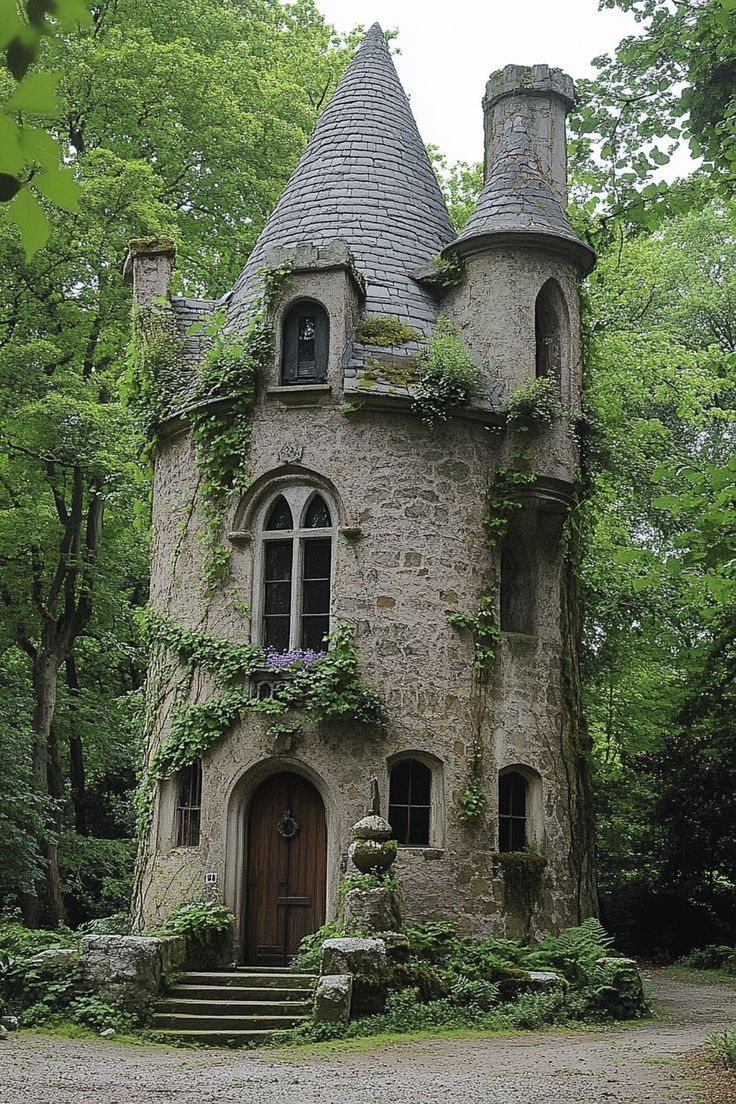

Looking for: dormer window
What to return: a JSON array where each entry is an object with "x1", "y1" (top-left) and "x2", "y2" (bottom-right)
[{"x1": 282, "y1": 300, "x2": 329, "y2": 385}]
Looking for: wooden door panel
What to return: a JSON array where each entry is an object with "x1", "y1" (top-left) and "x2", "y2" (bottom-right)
[{"x1": 244, "y1": 772, "x2": 326, "y2": 965}]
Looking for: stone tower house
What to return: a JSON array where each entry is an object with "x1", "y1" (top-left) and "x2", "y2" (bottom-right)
[{"x1": 131, "y1": 24, "x2": 597, "y2": 961}]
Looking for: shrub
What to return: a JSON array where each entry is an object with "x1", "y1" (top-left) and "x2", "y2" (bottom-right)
[
  {"x1": 292, "y1": 921, "x2": 340, "y2": 973},
  {"x1": 710, "y1": 1029, "x2": 736, "y2": 1070},
  {"x1": 679, "y1": 945, "x2": 736, "y2": 972},
  {"x1": 524, "y1": 918, "x2": 614, "y2": 986},
  {"x1": 448, "y1": 975, "x2": 500, "y2": 1011},
  {"x1": 412, "y1": 315, "x2": 482, "y2": 425},
  {"x1": 68, "y1": 995, "x2": 138, "y2": 1035},
  {"x1": 78, "y1": 913, "x2": 131, "y2": 936},
  {"x1": 158, "y1": 901, "x2": 234, "y2": 943}
]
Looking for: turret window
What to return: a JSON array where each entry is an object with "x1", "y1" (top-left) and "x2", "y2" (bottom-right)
[
  {"x1": 257, "y1": 487, "x2": 336, "y2": 653},
  {"x1": 534, "y1": 279, "x2": 569, "y2": 385},
  {"x1": 282, "y1": 300, "x2": 329, "y2": 385}
]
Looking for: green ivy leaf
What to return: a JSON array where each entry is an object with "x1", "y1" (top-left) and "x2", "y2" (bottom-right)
[
  {"x1": 5, "y1": 186, "x2": 50, "y2": 259},
  {"x1": 33, "y1": 166, "x2": 80, "y2": 211}
]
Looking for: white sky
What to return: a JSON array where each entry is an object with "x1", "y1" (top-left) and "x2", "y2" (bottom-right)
[{"x1": 315, "y1": 0, "x2": 640, "y2": 165}]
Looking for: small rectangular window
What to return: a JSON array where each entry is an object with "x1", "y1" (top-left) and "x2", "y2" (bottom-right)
[
  {"x1": 264, "y1": 540, "x2": 293, "y2": 651},
  {"x1": 301, "y1": 537, "x2": 331, "y2": 650},
  {"x1": 176, "y1": 760, "x2": 202, "y2": 847},
  {"x1": 498, "y1": 772, "x2": 527, "y2": 852}
]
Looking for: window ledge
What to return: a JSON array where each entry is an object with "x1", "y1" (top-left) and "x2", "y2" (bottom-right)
[
  {"x1": 397, "y1": 846, "x2": 444, "y2": 860},
  {"x1": 266, "y1": 384, "x2": 332, "y2": 405}
]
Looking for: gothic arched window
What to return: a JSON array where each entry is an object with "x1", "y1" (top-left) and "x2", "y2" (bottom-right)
[
  {"x1": 281, "y1": 300, "x2": 329, "y2": 385},
  {"x1": 534, "y1": 279, "x2": 569, "y2": 383},
  {"x1": 258, "y1": 487, "x2": 335, "y2": 653},
  {"x1": 389, "y1": 759, "x2": 432, "y2": 846},
  {"x1": 175, "y1": 759, "x2": 202, "y2": 847}
]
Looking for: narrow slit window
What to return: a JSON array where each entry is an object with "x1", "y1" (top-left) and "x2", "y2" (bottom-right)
[
  {"x1": 498, "y1": 771, "x2": 528, "y2": 852},
  {"x1": 263, "y1": 540, "x2": 293, "y2": 651},
  {"x1": 389, "y1": 759, "x2": 431, "y2": 846},
  {"x1": 301, "y1": 538, "x2": 331, "y2": 650},
  {"x1": 176, "y1": 759, "x2": 202, "y2": 847},
  {"x1": 500, "y1": 530, "x2": 535, "y2": 635},
  {"x1": 534, "y1": 279, "x2": 568, "y2": 383}
]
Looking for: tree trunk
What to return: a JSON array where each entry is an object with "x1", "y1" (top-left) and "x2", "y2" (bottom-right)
[
  {"x1": 66, "y1": 656, "x2": 87, "y2": 834},
  {"x1": 22, "y1": 649, "x2": 65, "y2": 926}
]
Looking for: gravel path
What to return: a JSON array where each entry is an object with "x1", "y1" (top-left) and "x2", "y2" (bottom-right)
[{"x1": 1, "y1": 968, "x2": 734, "y2": 1104}]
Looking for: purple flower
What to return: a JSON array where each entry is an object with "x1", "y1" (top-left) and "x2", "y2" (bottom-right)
[{"x1": 262, "y1": 647, "x2": 327, "y2": 670}]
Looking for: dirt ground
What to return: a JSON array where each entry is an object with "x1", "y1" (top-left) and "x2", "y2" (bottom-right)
[{"x1": 1, "y1": 968, "x2": 734, "y2": 1104}]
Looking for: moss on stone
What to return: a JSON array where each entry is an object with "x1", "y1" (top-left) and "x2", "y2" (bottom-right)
[
  {"x1": 356, "y1": 316, "x2": 422, "y2": 346},
  {"x1": 128, "y1": 236, "x2": 177, "y2": 257}
]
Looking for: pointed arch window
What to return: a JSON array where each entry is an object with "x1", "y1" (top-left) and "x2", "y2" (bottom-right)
[
  {"x1": 258, "y1": 487, "x2": 336, "y2": 653},
  {"x1": 534, "y1": 279, "x2": 569, "y2": 384},
  {"x1": 282, "y1": 300, "x2": 329, "y2": 385}
]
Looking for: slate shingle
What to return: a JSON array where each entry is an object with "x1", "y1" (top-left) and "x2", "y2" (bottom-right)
[
  {"x1": 229, "y1": 23, "x2": 455, "y2": 336},
  {"x1": 451, "y1": 114, "x2": 595, "y2": 273}
]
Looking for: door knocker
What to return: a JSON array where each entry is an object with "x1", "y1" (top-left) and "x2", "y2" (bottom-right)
[{"x1": 278, "y1": 808, "x2": 299, "y2": 840}]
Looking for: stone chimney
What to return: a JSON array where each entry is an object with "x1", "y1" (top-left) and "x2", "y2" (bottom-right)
[
  {"x1": 123, "y1": 236, "x2": 176, "y2": 308},
  {"x1": 483, "y1": 65, "x2": 575, "y2": 201}
]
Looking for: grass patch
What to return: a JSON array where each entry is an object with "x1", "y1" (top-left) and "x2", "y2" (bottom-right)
[
  {"x1": 24, "y1": 1023, "x2": 171, "y2": 1049},
  {"x1": 663, "y1": 964, "x2": 736, "y2": 986}
]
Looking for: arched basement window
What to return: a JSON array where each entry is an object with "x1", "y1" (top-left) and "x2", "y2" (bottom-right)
[
  {"x1": 175, "y1": 759, "x2": 202, "y2": 847},
  {"x1": 498, "y1": 770, "x2": 528, "y2": 852},
  {"x1": 389, "y1": 759, "x2": 431, "y2": 846},
  {"x1": 259, "y1": 487, "x2": 335, "y2": 653},
  {"x1": 281, "y1": 300, "x2": 329, "y2": 385},
  {"x1": 535, "y1": 279, "x2": 568, "y2": 382}
]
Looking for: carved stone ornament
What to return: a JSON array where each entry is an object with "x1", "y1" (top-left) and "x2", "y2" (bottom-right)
[
  {"x1": 278, "y1": 443, "x2": 304, "y2": 465},
  {"x1": 278, "y1": 808, "x2": 299, "y2": 840}
]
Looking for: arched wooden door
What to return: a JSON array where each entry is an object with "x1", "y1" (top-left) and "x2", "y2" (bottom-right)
[{"x1": 243, "y1": 772, "x2": 327, "y2": 966}]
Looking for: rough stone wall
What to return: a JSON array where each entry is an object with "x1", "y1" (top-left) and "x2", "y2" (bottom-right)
[{"x1": 136, "y1": 245, "x2": 594, "y2": 942}]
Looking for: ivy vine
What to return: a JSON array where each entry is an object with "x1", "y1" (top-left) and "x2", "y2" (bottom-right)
[
  {"x1": 185, "y1": 263, "x2": 293, "y2": 594},
  {"x1": 451, "y1": 376, "x2": 565, "y2": 820},
  {"x1": 135, "y1": 614, "x2": 387, "y2": 831}
]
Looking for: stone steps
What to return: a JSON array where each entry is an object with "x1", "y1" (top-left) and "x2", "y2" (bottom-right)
[{"x1": 152, "y1": 967, "x2": 316, "y2": 1046}]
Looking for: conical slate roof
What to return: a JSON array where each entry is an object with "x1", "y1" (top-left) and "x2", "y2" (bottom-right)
[
  {"x1": 229, "y1": 24, "x2": 455, "y2": 333},
  {"x1": 452, "y1": 114, "x2": 595, "y2": 272}
]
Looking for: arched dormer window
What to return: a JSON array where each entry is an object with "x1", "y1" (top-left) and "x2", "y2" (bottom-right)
[
  {"x1": 175, "y1": 759, "x2": 202, "y2": 847},
  {"x1": 258, "y1": 487, "x2": 336, "y2": 653},
  {"x1": 534, "y1": 279, "x2": 569, "y2": 383},
  {"x1": 281, "y1": 300, "x2": 329, "y2": 385},
  {"x1": 389, "y1": 759, "x2": 432, "y2": 846}
]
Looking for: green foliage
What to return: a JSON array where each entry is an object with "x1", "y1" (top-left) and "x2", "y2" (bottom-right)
[
  {"x1": 506, "y1": 376, "x2": 564, "y2": 434},
  {"x1": 0, "y1": 0, "x2": 88, "y2": 257},
  {"x1": 78, "y1": 913, "x2": 131, "y2": 936},
  {"x1": 456, "y1": 777, "x2": 488, "y2": 822},
  {"x1": 0, "y1": 0, "x2": 351, "y2": 922},
  {"x1": 138, "y1": 616, "x2": 386, "y2": 830},
  {"x1": 59, "y1": 834, "x2": 136, "y2": 921},
  {"x1": 157, "y1": 900, "x2": 234, "y2": 944},
  {"x1": 412, "y1": 315, "x2": 482, "y2": 425},
  {"x1": 709, "y1": 1029, "x2": 736, "y2": 1070},
  {"x1": 125, "y1": 298, "x2": 182, "y2": 436},
  {"x1": 524, "y1": 918, "x2": 614, "y2": 986},
  {"x1": 448, "y1": 598, "x2": 501, "y2": 674},
  {"x1": 291, "y1": 920, "x2": 340, "y2": 973},
  {"x1": 355, "y1": 316, "x2": 422, "y2": 346},
  {"x1": 679, "y1": 944, "x2": 736, "y2": 972},
  {"x1": 67, "y1": 994, "x2": 138, "y2": 1034},
  {"x1": 338, "y1": 872, "x2": 400, "y2": 899}
]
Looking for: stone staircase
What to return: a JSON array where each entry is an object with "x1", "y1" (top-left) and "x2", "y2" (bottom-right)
[{"x1": 151, "y1": 966, "x2": 316, "y2": 1045}]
